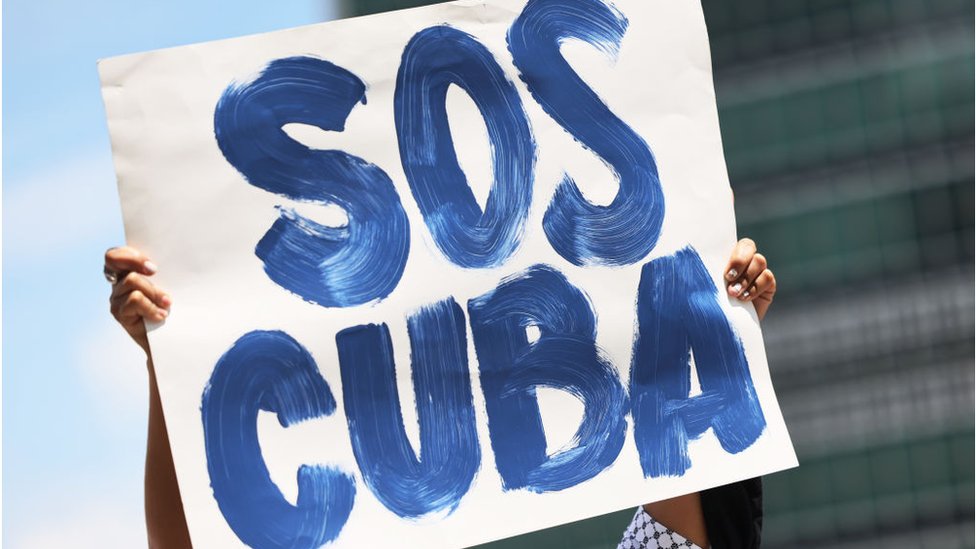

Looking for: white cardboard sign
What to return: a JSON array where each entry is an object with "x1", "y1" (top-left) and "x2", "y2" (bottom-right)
[{"x1": 100, "y1": 0, "x2": 797, "y2": 547}]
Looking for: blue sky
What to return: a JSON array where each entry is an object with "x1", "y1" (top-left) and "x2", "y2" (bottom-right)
[{"x1": 3, "y1": 0, "x2": 338, "y2": 545}]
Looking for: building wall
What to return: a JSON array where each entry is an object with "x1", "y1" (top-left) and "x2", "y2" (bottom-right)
[{"x1": 341, "y1": 1, "x2": 975, "y2": 547}]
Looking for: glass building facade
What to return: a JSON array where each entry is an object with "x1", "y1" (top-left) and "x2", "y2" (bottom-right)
[{"x1": 342, "y1": 0, "x2": 975, "y2": 546}]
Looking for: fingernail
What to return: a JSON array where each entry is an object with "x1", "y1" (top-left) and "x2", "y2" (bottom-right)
[
  {"x1": 726, "y1": 269, "x2": 738, "y2": 280},
  {"x1": 144, "y1": 261, "x2": 158, "y2": 274},
  {"x1": 160, "y1": 294, "x2": 172, "y2": 307},
  {"x1": 742, "y1": 290, "x2": 750, "y2": 299},
  {"x1": 729, "y1": 282, "x2": 742, "y2": 295},
  {"x1": 157, "y1": 309, "x2": 168, "y2": 319}
]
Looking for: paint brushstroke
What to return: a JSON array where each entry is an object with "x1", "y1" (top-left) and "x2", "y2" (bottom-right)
[
  {"x1": 508, "y1": 0, "x2": 665, "y2": 266},
  {"x1": 336, "y1": 298, "x2": 480, "y2": 518},
  {"x1": 395, "y1": 25, "x2": 536, "y2": 268},
  {"x1": 215, "y1": 56, "x2": 410, "y2": 308},
  {"x1": 630, "y1": 246, "x2": 766, "y2": 478},
  {"x1": 468, "y1": 265, "x2": 626, "y2": 492},
  {"x1": 201, "y1": 330, "x2": 355, "y2": 548}
]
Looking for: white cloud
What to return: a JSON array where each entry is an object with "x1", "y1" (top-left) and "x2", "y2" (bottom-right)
[
  {"x1": 2, "y1": 316, "x2": 151, "y2": 549},
  {"x1": 76, "y1": 315, "x2": 150, "y2": 430},
  {"x1": 11, "y1": 496, "x2": 147, "y2": 549},
  {"x1": 8, "y1": 318, "x2": 149, "y2": 548},
  {"x1": 4, "y1": 147, "x2": 125, "y2": 265}
]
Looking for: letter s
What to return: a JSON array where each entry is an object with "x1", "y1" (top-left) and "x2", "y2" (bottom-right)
[
  {"x1": 509, "y1": 0, "x2": 665, "y2": 266},
  {"x1": 215, "y1": 57, "x2": 410, "y2": 308}
]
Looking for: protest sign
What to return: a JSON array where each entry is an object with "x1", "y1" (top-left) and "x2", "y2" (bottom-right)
[{"x1": 100, "y1": 0, "x2": 797, "y2": 546}]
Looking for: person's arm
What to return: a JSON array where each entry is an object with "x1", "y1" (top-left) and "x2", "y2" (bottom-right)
[
  {"x1": 106, "y1": 247, "x2": 192, "y2": 548},
  {"x1": 641, "y1": 238, "x2": 777, "y2": 548}
]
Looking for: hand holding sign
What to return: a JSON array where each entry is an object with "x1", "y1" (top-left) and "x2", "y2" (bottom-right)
[{"x1": 105, "y1": 246, "x2": 169, "y2": 353}]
